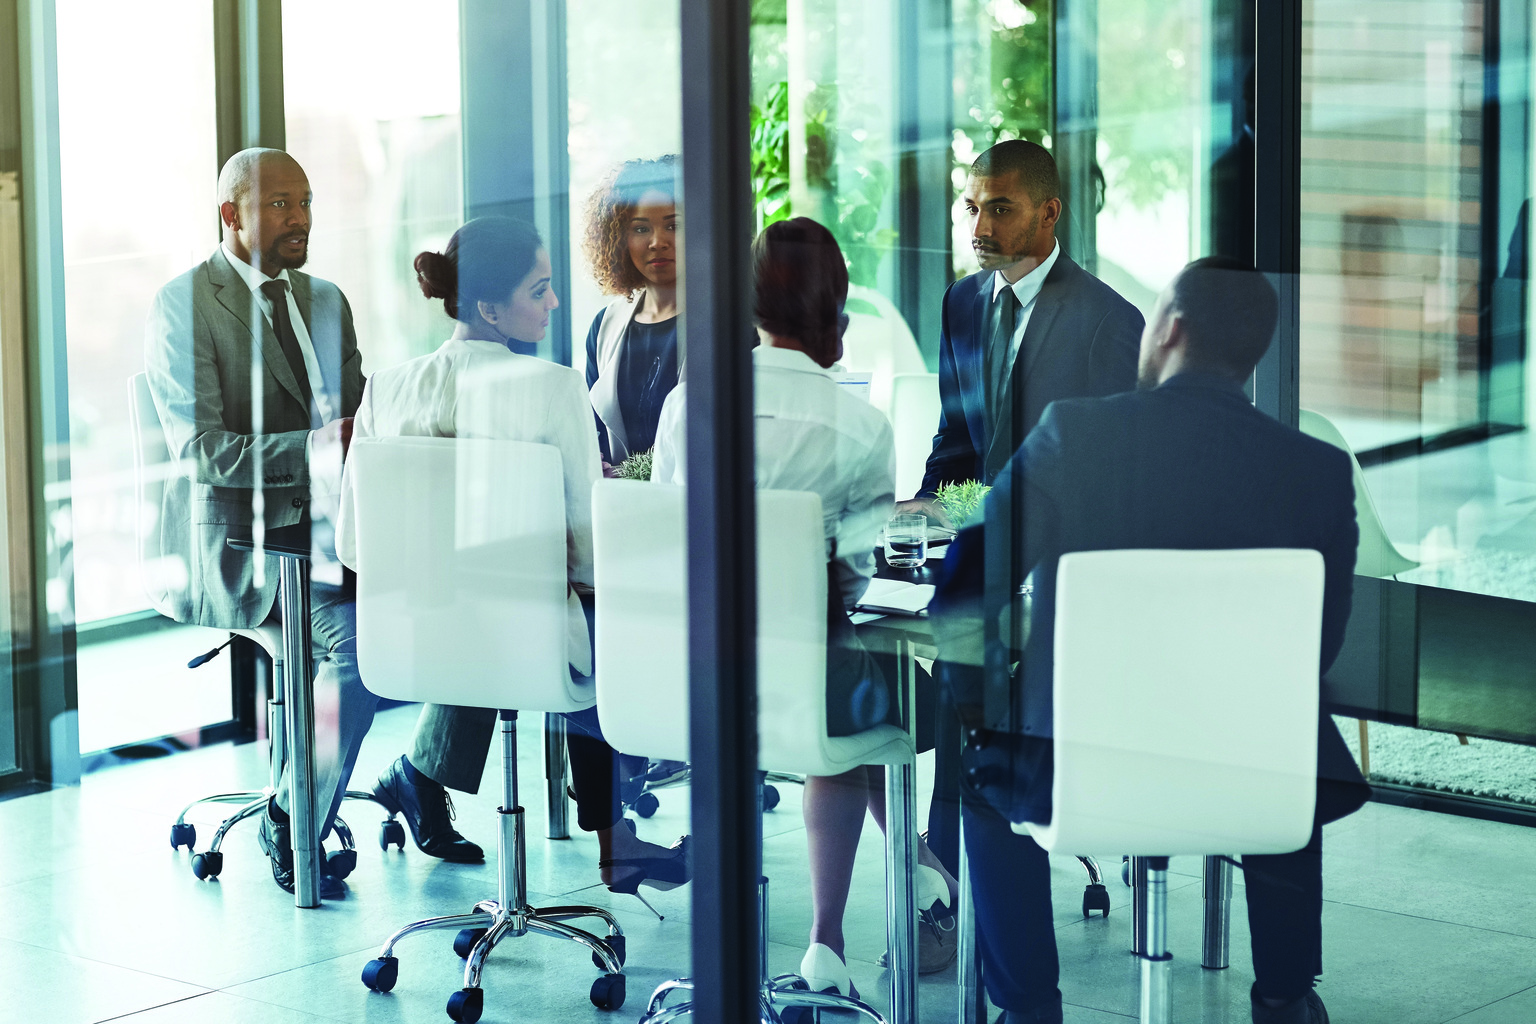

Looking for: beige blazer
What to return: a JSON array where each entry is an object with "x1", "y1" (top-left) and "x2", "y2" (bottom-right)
[{"x1": 143, "y1": 249, "x2": 362, "y2": 628}]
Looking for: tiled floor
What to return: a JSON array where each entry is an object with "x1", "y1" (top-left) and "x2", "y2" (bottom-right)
[{"x1": 3, "y1": 704, "x2": 1536, "y2": 1024}]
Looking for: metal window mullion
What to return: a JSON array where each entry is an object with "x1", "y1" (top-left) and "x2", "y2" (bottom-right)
[
  {"x1": 681, "y1": 1, "x2": 760, "y2": 1021},
  {"x1": 14, "y1": 0, "x2": 78, "y2": 788},
  {"x1": 213, "y1": 0, "x2": 285, "y2": 167},
  {"x1": 1252, "y1": 0, "x2": 1300, "y2": 428}
]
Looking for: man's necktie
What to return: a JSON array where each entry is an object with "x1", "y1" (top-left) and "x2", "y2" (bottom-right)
[
  {"x1": 985, "y1": 285, "x2": 1020, "y2": 425},
  {"x1": 260, "y1": 279, "x2": 315, "y2": 420}
]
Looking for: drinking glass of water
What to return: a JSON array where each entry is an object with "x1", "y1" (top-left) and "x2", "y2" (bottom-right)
[{"x1": 885, "y1": 513, "x2": 928, "y2": 568}]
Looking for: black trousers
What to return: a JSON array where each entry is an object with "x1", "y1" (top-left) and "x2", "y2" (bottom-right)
[{"x1": 962, "y1": 778, "x2": 1326, "y2": 1013}]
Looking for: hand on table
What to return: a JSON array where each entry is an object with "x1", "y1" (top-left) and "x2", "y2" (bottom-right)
[
  {"x1": 894, "y1": 497, "x2": 953, "y2": 531},
  {"x1": 314, "y1": 416, "x2": 354, "y2": 461}
]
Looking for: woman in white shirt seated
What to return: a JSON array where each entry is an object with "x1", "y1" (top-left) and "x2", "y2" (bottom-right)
[
  {"x1": 337, "y1": 216, "x2": 690, "y2": 899},
  {"x1": 650, "y1": 217, "x2": 958, "y2": 995}
]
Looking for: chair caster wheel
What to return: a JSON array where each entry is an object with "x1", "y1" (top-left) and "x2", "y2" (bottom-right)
[
  {"x1": 361, "y1": 956, "x2": 398, "y2": 992},
  {"x1": 1122, "y1": 856, "x2": 1132, "y2": 887},
  {"x1": 170, "y1": 822, "x2": 197, "y2": 851},
  {"x1": 589, "y1": 972, "x2": 626, "y2": 1011},
  {"x1": 1082, "y1": 883, "x2": 1110, "y2": 918},
  {"x1": 446, "y1": 986, "x2": 483, "y2": 1023},
  {"x1": 379, "y1": 819, "x2": 406, "y2": 851},
  {"x1": 592, "y1": 933, "x2": 626, "y2": 970},
  {"x1": 190, "y1": 851, "x2": 222, "y2": 879},
  {"x1": 763, "y1": 785, "x2": 781, "y2": 812},
  {"x1": 453, "y1": 928, "x2": 487, "y2": 959},
  {"x1": 326, "y1": 849, "x2": 357, "y2": 880},
  {"x1": 633, "y1": 792, "x2": 659, "y2": 818}
]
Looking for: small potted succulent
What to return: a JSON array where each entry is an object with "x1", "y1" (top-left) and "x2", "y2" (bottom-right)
[{"x1": 614, "y1": 448, "x2": 655, "y2": 482}]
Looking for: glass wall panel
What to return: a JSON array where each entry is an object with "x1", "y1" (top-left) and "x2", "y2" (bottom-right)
[
  {"x1": 283, "y1": 0, "x2": 464, "y2": 376},
  {"x1": 55, "y1": 0, "x2": 218, "y2": 625},
  {"x1": 1299, "y1": 0, "x2": 1536, "y2": 608}
]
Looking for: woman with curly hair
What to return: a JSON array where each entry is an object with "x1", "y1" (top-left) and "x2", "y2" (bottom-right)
[{"x1": 581, "y1": 155, "x2": 681, "y2": 469}]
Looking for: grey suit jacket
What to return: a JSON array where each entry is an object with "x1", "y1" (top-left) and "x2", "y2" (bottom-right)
[{"x1": 143, "y1": 248, "x2": 363, "y2": 628}]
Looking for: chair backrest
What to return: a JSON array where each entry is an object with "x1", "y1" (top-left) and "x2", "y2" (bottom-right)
[
  {"x1": 592, "y1": 479, "x2": 831, "y2": 770},
  {"x1": 840, "y1": 284, "x2": 928, "y2": 418},
  {"x1": 890, "y1": 372, "x2": 940, "y2": 501},
  {"x1": 127, "y1": 372, "x2": 185, "y2": 620},
  {"x1": 350, "y1": 435, "x2": 586, "y2": 712},
  {"x1": 1026, "y1": 548, "x2": 1324, "y2": 857},
  {"x1": 1298, "y1": 408, "x2": 1417, "y2": 578}
]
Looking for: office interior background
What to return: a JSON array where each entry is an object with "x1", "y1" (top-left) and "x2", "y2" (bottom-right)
[{"x1": 4, "y1": 0, "x2": 1536, "y2": 1022}]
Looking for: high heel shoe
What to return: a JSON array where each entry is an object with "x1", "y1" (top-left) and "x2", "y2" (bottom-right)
[
  {"x1": 799, "y1": 942, "x2": 856, "y2": 997},
  {"x1": 600, "y1": 834, "x2": 692, "y2": 920}
]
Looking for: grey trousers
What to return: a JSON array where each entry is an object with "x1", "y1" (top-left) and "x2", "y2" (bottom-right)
[{"x1": 410, "y1": 703, "x2": 498, "y2": 794}]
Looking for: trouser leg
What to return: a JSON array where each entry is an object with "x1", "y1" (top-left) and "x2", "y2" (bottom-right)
[
  {"x1": 276, "y1": 580, "x2": 377, "y2": 843},
  {"x1": 927, "y1": 685, "x2": 963, "y2": 877},
  {"x1": 1243, "y1": 819, "x2": 1325, "y2": 1002},
  {"x1": 409, "y1": 703, "x2": 498, "y2": 794},
  {"x1": 961, "y1": 793, "x2": 1062, "y2": 1017},
  {"x1": 563, "y1": 706, "x2": 621, "y2": 833}
]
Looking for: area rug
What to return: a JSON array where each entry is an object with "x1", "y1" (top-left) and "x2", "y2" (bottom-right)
[{"x1": 1333, "y1": 715, "x2": 1536, "y2": 806}]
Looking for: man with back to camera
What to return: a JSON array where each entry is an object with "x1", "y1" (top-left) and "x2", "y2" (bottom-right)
[
  {"x1": 893, "y1": 139, "x2": 1145, "y2": 944},
  {"x1": 929, "y1": 257, "x2": 1372, "y2": 1024},
  {"x1": 144, "y1": 148, "x2": 481, "y2": 899}
]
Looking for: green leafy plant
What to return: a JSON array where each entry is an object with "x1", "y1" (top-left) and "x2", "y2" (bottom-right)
[
  {"x1": 615, "y1": 448, "x2": 655, "y2": 482},
  {"x1": 935, "y1": 480, "x2": 992, "y2": 528},
  {"x1": 748, "y1": 79, "x2": 898, "y2": 287}
]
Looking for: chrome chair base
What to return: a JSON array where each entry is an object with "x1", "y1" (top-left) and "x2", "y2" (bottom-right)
[
  {"x1": 360, "y1": 711, "x2": 626, "y2": 1022},
  {"x1": 640, "y1": 974, "x2": 887, "y2": 1024}
]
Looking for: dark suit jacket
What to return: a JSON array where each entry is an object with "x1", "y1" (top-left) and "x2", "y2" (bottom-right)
[
  {"x1": 931, "y1": 372, "x2": 1370, "y2": 823},
  {"x1": 144, "y1": 249, "x2": 364, "y2": 628},
  {"x1": 918, "y1": 252, "x2": 1144, "y2": 494}
]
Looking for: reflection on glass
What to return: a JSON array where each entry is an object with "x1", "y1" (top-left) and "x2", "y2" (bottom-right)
[
  {"x1": 283, "y1": 0, "x2": 464, "y2": 377},
  {"x1": 1299, "y1": 0, "x2": 1536, "y2": 605},
  {"x1": 55, "y1": 0, "x2": 218, "y2": 624}
]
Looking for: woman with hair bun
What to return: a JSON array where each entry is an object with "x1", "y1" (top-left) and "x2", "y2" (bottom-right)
[
  {"x1": 581, "y1": 155, "x2": 681, "y2": 469},
  {"x1": 650, "y1": 217, "x2": 958, "y2": 996},
  {"x1": 337, "y1": 216, "x2": 691, "y2": 900}
]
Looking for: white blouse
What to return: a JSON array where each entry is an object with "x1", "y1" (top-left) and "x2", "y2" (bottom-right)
[{"x1": 651, "y1": 345, "x2": 896, "y2": 611}]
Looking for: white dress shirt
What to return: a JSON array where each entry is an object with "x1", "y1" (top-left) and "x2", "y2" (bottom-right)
[
  {"x1": 651, "y1": 345, "x2": 896, "y2": 611},
  {"x1": 220, "y1": 244, "x2": 337, "y2": 426},
  {"x1": 990, "y1": 239, "x2": 1061, "y2": 376},
  {"x1": 336, "y1": 337, "x2": 604, "y2": 673}
]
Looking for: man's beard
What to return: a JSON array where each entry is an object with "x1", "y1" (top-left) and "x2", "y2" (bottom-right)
[
  {"x1": 974, "y1": 212, "x2": 1041, "y2": 271},
  {"x1": 262, "y1": 235, "x2": 308, "y2": 271}
]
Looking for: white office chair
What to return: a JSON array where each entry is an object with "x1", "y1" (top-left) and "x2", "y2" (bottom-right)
[
  {"x1": 1298, "y1": 408, "x2": 1427, "y2": 775},
  {"x1": 1298, "y1": 409, "x2": 1417, "y2": 579},
  {"x1": 841, "y1": 284, "x2": 928, "y2": 420},
  {"x1": 592, "y1": 479, "x2": 918, "y2": 1024},
  {"x1": 127, "y1": 373, "x2": 389, "y2": 882},
  {"x1": 350, "y1": 436, "x2": 625, "y2": 1023},
  {"x1": 1016, "y1": 549, "x2": 1324, "y2": 1024},
  {"x1": 890, "y1": 372, "x2": 940, "y2": 502}
]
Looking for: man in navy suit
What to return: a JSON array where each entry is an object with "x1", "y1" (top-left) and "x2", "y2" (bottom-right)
[
  {"x1": 900, "y1": 140, "x2": 1143, "y2": 512},
  {"x1": 898, "y1": 140, "x2": 1145, "y2": 935},
  {"x1": 930, "y1": 258, "x2": 1370, "y2": 1024}
]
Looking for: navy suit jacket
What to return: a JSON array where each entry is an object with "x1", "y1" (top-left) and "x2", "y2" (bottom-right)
[
  {"x1": 931, "y1": 372, "x2": 1370, "y2": 822},
  {"x1": 918, "y1": 252, "x2": 1144, "y2": 495}
]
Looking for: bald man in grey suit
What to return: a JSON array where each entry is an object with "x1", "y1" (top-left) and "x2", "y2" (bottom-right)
[{"x1": 145, "y1": 148, "x2": 480, "y2": 898}]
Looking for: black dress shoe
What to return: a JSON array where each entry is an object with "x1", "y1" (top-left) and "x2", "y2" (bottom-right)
[
  {"x1": 372, "y1": 756, "x2": 484, "y2": 863},
  {"x1": 1251, "y1": 987, "x2": 1329, "y2": 1024},
  {"x1": 258, "y1": 805, "x2": 346, "y2": 900}
]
